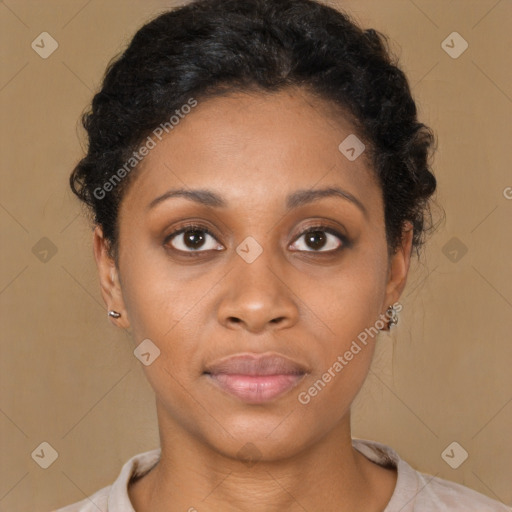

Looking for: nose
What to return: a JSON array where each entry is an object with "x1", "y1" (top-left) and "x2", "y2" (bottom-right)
[{"x1": 216, "y1": 253, "x2": 300, "y2": 333}]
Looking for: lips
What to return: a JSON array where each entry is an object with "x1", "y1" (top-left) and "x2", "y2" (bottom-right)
[
  {"x1": 204, "y1": 353, "x2": 308, "y2": 376},
  {"x1": 204, "y1": 353, "x2": 308, "y2": 404}
]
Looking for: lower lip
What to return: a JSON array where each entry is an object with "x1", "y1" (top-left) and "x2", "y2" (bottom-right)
[{"x1": 206, "y1": 373, "x2": 305, "y2": 404}]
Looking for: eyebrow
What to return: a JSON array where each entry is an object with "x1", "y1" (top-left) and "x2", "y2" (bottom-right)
[
  {"x1": 286, "y1": 187, "x2": 367, "y2": 217},
  {"x1": 147, "y1": 189, "x2": 226, "y2": 210},
  {"x1": 147, "y1": 186, "x2": 367, "y2": 217}
]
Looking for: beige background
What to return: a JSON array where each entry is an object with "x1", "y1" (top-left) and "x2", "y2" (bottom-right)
[{"x1": 0, "y1": 0, "x2": 511, "y2": 510}]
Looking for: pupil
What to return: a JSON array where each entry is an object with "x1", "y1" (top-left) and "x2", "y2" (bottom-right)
[
  {"x1": 306, "y1": 231, "x2": 326, "y2": 250},
  {"x1": 184, "y1": 229, "x2": 205, "y2": 249}
]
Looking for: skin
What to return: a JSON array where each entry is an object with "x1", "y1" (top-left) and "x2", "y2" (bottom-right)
[{"x1": 93, "y1": 87, "x2": 413, "y2": 512}]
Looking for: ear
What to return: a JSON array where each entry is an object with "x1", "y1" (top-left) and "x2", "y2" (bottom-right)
[
  {"x1": 92, "y1": 226, "x2": 130, "y2": 329},
  {"x1": 382, "y1": 221, "x2": 414, "y2": 313}
]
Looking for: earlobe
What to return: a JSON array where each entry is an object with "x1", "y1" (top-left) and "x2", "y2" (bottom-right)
[
  {"x1": 92, "y1": 226, "x2": 130, "y2": 329},
  {"x1": 383, "y1": 221, "x2": 414, "y2": 308}
]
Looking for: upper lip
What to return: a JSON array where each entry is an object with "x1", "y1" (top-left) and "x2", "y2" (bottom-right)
[{"x1": 204, "y1": 353, "x2": 308, "y2": 376}]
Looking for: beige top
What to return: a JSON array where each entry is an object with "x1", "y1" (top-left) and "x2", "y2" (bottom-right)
[{"x1": 55, "y1": 438, "x2": 511, "y2": 511}]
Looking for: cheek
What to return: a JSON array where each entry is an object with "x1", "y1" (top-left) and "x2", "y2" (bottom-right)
[
  {"x1": 293, "y1": 254, "x2": 387, "y2": 405},
  {"x1": 119, "y1": 248, "x2": 221, "y2": 389},
  {"x1": 120, "y1": 244, "x2": 205, "y2": 336},
  {"x1": 119, "y1": 261, "x2": 209, "y2": 422},
  {"x1": 296, "y1": 253, "x2": 388, "y2": 343},
  {"x1": 295, "y1": 276, "x2": 385, "y2": 414},
  {"x1": 295, "y1": 345, "x2": 374, "y2": 438}
]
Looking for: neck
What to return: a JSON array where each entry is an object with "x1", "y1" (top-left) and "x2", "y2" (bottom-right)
[{"x1": 129, "y1": 403, "x2": 396, "y2": 512}]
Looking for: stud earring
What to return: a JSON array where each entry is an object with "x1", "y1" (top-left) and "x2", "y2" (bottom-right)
[
  {"x1": 108, "y1": 310, "x2": 121, "y2": 319},
  {"x1": 385, "y1": 304, "x2": 398, "y2": 329}
]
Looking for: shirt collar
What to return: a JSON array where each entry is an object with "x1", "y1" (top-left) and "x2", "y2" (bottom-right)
[{"x1": 106, "y1": 439, "x2": 419, "y2": 511}]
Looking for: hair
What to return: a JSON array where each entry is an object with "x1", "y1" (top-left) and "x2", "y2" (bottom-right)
[{"x1": 70, "y1": 0, "x2": 438, "y2": 263}]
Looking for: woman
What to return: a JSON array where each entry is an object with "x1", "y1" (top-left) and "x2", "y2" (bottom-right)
[{"x1": 56, "y1": 0, "x2": 510, "y2": 510}]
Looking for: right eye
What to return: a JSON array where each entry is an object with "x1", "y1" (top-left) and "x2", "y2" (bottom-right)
[{"x1": 164, "y1": 225, "x2": 224, "y2": 254}]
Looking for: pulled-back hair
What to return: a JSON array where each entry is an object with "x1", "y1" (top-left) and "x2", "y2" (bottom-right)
[{"x1": 70, "y1": 0, "x2": 438, "y2": 262}]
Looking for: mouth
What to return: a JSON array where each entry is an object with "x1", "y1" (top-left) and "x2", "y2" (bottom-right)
[{"x1": 203, "y1": 353, "x2": 308, "y2": 404}]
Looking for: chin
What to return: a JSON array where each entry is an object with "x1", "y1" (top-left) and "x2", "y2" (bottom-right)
[{"x1": 196, "y1": 409, "x2": 317, "y2": 463}]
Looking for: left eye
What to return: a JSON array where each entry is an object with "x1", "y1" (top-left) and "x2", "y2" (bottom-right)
[
  {"x1": 290, "y1": 228, "x2": 344, "y2": 252},
  {"x1": 166, "y1": 228, "x2": 223, "y2": 252}
]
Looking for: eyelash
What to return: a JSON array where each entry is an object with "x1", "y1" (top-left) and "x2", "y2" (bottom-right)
[{"x1": 163, "y1": 222, "x2": 349, "y2": 256}]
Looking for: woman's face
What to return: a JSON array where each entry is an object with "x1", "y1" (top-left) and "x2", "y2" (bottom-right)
[{"x1": 95, "y1": 88, "x2": 412, "y2": 460}]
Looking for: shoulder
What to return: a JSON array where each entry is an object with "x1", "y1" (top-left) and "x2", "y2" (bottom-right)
[
  {"x1": 412, "y1": 471, "x2": 511, "y2": 511},
  {"x1": 53, "y1": 485, "x2": 110, "y2": 512},
  {"x1": 352, "y1": 438, "x2": 511, "y2": 512},
  {"x1": 53, "y1": 448, "x2": 161, "y2": 512}
]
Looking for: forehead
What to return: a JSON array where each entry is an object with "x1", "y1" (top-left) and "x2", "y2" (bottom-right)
[{"x1": 120, "y1": 88, "x2": 382, "y2": 217}]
